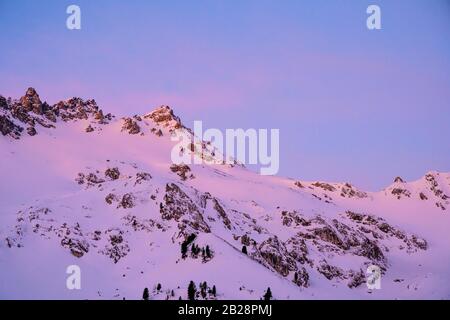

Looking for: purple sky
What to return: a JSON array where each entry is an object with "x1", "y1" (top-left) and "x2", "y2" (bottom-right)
[{"x1": 1, "y1": 0, "x2": 449, "y2": 190}]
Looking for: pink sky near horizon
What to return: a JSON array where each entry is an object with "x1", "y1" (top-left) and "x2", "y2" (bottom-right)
[{"x1": 1, "y1": 0, "x2": 449, "y2": 190}]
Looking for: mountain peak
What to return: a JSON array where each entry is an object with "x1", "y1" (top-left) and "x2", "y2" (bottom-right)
[
  {"x1": 144, "y1": 105, "x2": 182, "y2": 130},
  {"x1": 19, "y1": 87, "x2": 43, "y2": 114},
  {"x1": 394, "y1": 176, "x2": 405, "y2": 183}
]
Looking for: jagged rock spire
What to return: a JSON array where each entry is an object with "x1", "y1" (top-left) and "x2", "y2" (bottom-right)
[
  {"x1": 19, "y1": 87, "x2": 43, "y2": 114},
  {"x1": 144, "y1": 105, "x2": 182, "y2": 130}
]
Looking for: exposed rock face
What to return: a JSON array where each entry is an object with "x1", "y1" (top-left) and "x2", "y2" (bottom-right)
[
  {"x1": 144, "y1": 105, "x2": 182, "y2": 131},
  {"x1": 170, "y1": 164, "x2": 194, "y2": 181},
  {"x1": 419, "y1": 192, "x2": 428, "y2": 200},
  {"x1": 26, "y1": 127, "x2": 37, "y2": 136},
  {"x1": 344, "y1": 211, "x2": 426, "y2": 254},
  {"x1": 19, "y1": 87, "x2": 44, "y2": 114},
  {"x1": 0, "y1": 89, "x2": 112, "y2": 139},
  {"x1": 105, "y1": 193, "x2": 119, "y2": 205},
  {"x1": 340, "y1": 183, "x2": 368, "y2": 199},
  {"x1": 61, "y1": 235, "x2": 90, "y2": 258},
  {"x1": 411, "y1": 236, "x2": 428, "y2": 250},
  {"x1": 285, "y1": 235, "x2": 309, "y2": 266},
  {"x1": 347, "y1": 269, "x2": 366, "y2": 288},
  {"x1": 394, "y1": 176, "x2": 405, "y2": 183},
  {"x1": 135, "y1": 172, "x2": 152, "y2": 185},
  {"x1": 100, "y1": 229, "x2": 130, "y2": 263},
  {"x1": 85, "y1": 125, "x2": 94, "y2": 133},
  {"x1": 281, "y1": 211, "x2": 311, "y2": 227},
  {"x1": 425, "y1": 173, "x2": 447, "y2": 199},
  {"x1": 121, "y1": 117, "x2": 141, "y2": 134},
  {"x1": 0, "y1": 114, "x2": 22, "y2": 139},
  {"x1": 293, "y1": 267, "x2": 310, "y2": 287},
  {"x1": 312, "y1": 182, "x2": 336, "y2": 192},
  {"x1": 105, "y1": 167, "x2": 120, "y2": 180},
  {"x1": 198, "y1": 192, "x2": 233, "y2": 230},
  {"x1": 0, "y1": 96, "x2": 8, "y2": 110},
  {"x1": 76, "y1": 172, "x2": 105, "y2": 186},
  {"x1": 391, "y1": 188, "x2": 411, "y2": 199},
  {"x1": 317, "y1": 259, "x2": 343, "y2": 280},
  {"x1": 56, "y1": 97, "x2": 107, "y2": 122},
  {"x1": 294, "y1": 181, "x2": 304, "y2": 188},
  {"x1": 160, "y1": 183, "x2": 211, "y2": 235},
  {"x1": 254, "y1": 236, "x2": 297, "y2": 277},
  {"x1": 118, "y1": 193, "x2": 135, "y2": 209},
  {"x1": 313, "y1": 226, "x2": 348, "y2": 250}
]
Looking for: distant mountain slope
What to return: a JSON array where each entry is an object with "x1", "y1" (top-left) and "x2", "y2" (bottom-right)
[{"x1": 1, "y1": 89, "x2": 449, "y2": 300}]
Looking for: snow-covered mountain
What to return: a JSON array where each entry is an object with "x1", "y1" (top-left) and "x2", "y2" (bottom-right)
[{"x1": 1, "y1": 88, "x2": 449, "y2": 300}]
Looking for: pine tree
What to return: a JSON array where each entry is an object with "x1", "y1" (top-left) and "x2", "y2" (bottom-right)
[
  {"x1": 294, "y1": 272, "x2": 298, "y2": 283},
  {"x1": 143, "y1": 287, "x2": 149, "y2": 300},
  {"x1": 263, "y1": 287, "x2": 272, "y2": 301},
  {"x1": 212, "y1": 285, "x2": 216, "y2": 297},
  {"x1": 181, "y1": 241, "x2": 188, "y2": 258},
  {"x1": 157, "y1": 283, "x2": 162, "y2": 291},
  {"x1": 241, "y1": 245, "x2": 248, "y2": 255},
  {"x1": 188, "y1": 281, "x2": 197, "y2": 301},
  {"x1": 201, "y1": 282, "x2": 207, "y2": 299},
  {"x1": 206, "y1": 245, "x2": 211, "y2": 258},
  {"x1": 171, "y1": 290, "x2": 175, "y2": 297}
]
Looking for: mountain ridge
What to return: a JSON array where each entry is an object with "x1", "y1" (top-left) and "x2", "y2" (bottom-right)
[{"x1": 1, "y1": 88, "x2": 449, "y2": 300}]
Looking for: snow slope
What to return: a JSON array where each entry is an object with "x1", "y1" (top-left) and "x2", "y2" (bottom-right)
[{"x1": 0, "y1": 89, "x2": 449, "y2": 300}]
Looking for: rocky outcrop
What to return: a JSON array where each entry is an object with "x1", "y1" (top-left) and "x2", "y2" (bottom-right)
[
  {"x1": 160, "y1": 183, "x2": 210, "y2": 235},
  {"x1": 100, "y1": 229, "x2": 130, "y2": 263},
  {"x1": 254, "y1": 236, "x2": 297, "y2": 277},
  {"x1": 0, "y1": 114, "x2": 23, "y2": 139},
  {"x1": 0, "y1": 88, "x2": 112, "y2": 139},
  {"x1": 347, "y1": 269, "x2": 366, "y2": 288},
  {"x1": 313, "y1": 226, "x2": 348, "y2": 250},
  {"x1": 105, "y1": 193, "x2": 119, "y2": 205},
  {"x1": 118, "y1": 193, "x2": 135, "y2": 209},
  {"x1": 424, "y1": 173, "x2": 449, "y2": 210},
  {"x1": 76, "y1": 172, "x2": 105, "y2": 186},
  {"x1": 170, "y1": 164, "x2": 194, "y2": 181},
  {"x1": 199, "y1": 192, "x2": 232, "y2": 230},
  {"x1": 339, "y1": 183, "x2": 368, "y2": 199},
  {"x1": 394, "y1": 176, "x2": 405, "y2": 183},
  {"x1": 144, "y1": 105, "x2": 182, "y2": 131},
  {"x1": 121, "y1": 117, "x2": 141, "y2": 134},
  {"x1": 293, "y1": 267, "x2": 310, "y2": 287},
  {"x1": 135, "y1": 172, "x2": 152, "y2": 185},
  {"x1": 391, "y1": 188, "x2": 411, "y2": 199},
  {"x1": 19, "y1": 87, "x2": 44, "y2": 114},
  {"x1": 281, "y1": 211, "x2": 311, "y2": 227},
  {"x1": 105, "y1": 167, "x2": 120, "y2": 180},
  {"x1": 344, "y1": 211, "x2": 427, "y2": 253},
  {"x1": 85, "y1": 125, "x2": 94, "y2": 133},
  {"x1": 316, "y1": 259, "x2": 344, "y2": 280},
  {"x1": 55, "y1": 97, "x2": 111, "y2": 123},
  {"x1": 312, "y1": 182, "x2": 336, "y2": 192}
]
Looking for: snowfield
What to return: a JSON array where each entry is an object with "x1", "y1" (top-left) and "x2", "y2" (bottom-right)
[{"x1": 1, "y1": 89, "x2": 449, "y2": 300}]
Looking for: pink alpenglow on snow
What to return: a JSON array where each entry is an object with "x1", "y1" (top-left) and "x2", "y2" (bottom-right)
[{"x1": 0, "y1": 89, "x2": 449, "y2": 300}]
